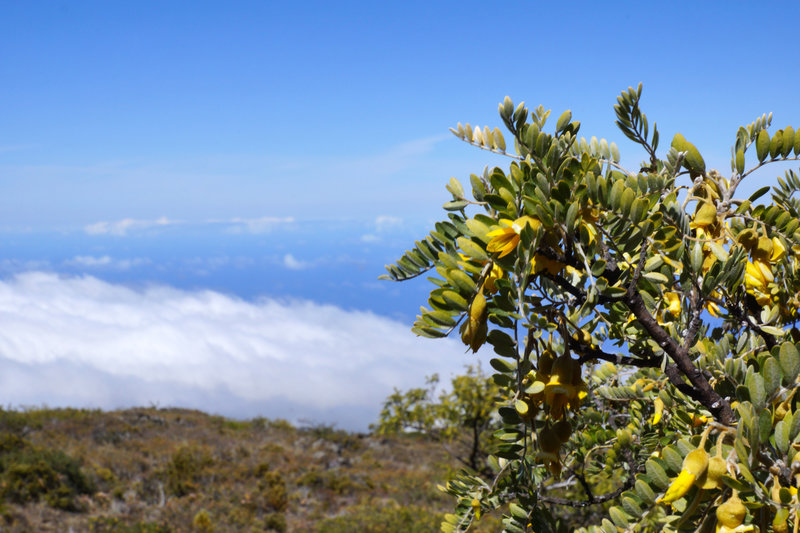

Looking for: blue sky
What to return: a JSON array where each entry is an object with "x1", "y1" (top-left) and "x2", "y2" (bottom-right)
[{"x1": 1, "y1": 1, "x2": 800, "y2": 429}]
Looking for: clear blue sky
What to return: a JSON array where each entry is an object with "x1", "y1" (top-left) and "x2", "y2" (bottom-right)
[{"x1": 1, "y1": 1, "x2": 799, "y2": 429}]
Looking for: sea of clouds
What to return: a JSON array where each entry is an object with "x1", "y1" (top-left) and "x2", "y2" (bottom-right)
[{"x1": 0, "y1": 272, "x2": 473, "y2": 431}]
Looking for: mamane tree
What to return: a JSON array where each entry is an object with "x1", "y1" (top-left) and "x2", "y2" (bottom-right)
[{"x1": 381, "y1": 84, "x2": 800, "y2": 532}]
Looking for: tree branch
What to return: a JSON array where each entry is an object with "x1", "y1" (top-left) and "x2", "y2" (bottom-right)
[{"x1": 625, "y1": 285, "x2": 734, "y2": 424}]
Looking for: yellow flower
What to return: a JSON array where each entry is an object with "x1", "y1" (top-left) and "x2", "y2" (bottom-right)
[
  {"x1": 460, "y1": 290, "x2": 487, "y2": 352},
  {"x1": 771, "y1": 237, "x2": 787, "y2": 262},
  {"x1": 658, "y1": 448, "x2": 709, "y2": 504},
  {"x1": 543, "y1": 355, "x2": 585, "y2": 419},
  {"x1": 706, "y1": 291, "x2": 723, "y2": 317},
  {"x1": 690, "y1": 201, "x2": 718, "y2": 230},
  {"x1": 651, "y1": 397, "x2": 664, "y2": 425},
  {"x1": 664, "y1": 292, "x2": 681, "y2": 318},
  {"x1": 744, "y1": 259, "x2": 774, "y2": 306},
  {"x1": 659, "y1": 469, "x2": 697, "y2": 504},
  {"x1": 531, "y1": 254, "x2": 565, "y2": 276},
  {"x1": 486, "y1": 216, "x2": 541, "y2": 257},
  {"x1": 579, "y1": 203, "x2": 600, "y2": 244},
  {"x1": 483, "y1": 263, "x2": 504, "y2": 293}
]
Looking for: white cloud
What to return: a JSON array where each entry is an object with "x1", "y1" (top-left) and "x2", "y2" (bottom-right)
[
  {"x1": 65, "y1": 256, "x2": 151, "y2": 270},
  {"x1": 375, "y1": 215, "x2": 403, "y2": 230},
  {"x1": 67, "y1": 255, "x2": 112, "y2": 267},
  {"x1": 361, "y1": 215, "x2": 404, "y2": 243},
  {"x1": 85, "y1": 216, "x2": 178, "y2": 236},
  {"x1": 0, "y1": 273, "x2": 471, "y2": 430},
  {"x1": 219, "y1": 216, "x2": 295, "y2": 234},
  {"x1": 282, "y1": 253, "x2": 309, "y2": 270}
]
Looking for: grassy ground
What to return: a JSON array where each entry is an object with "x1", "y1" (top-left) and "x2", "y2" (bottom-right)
[{"x1": 0, "y1": 407, "x2": 503, "y2": 532}]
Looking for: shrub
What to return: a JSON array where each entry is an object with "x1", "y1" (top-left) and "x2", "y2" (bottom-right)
[{"x1": 0, "y1": 433, "x2": 94, "y2": 511}]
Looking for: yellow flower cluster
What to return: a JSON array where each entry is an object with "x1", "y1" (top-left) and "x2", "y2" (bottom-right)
[
  {"x1": 657, "y1": 431, "x2": 759, "y2": 532},
  {"x1": 740, "y1": 230, "x2": 787, "y2": 307},
  {"x1": 517, "y1": 348, "x2": 589, "y2": 476}
]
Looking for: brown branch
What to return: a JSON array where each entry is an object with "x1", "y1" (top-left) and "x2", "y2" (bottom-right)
[
  {"x1": 682, "y1": 284, "x2": 704, "y2": 351},
  {"x1": 625, "y1": 284, "x2": 734, "y2": 425},
  {"x1": 574, "y1": 343, "x2": 661, "y2": 368}
]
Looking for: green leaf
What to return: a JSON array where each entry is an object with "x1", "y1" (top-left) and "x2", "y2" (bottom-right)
[
  {"x1": 759, "y1": 409, "x2": 773, "y2": 442},
  {"x1": 443, "y1": 200, "x2": 469, "y2": 211},
  {"x1": 794, "y1": 127, "x2": 800, "y2": 156},
  {"x1": 762, "y1": 357, "x2": 783, "y2": 398},
  {"x1": 661, "y1": 446, "x2": 683, "y2": 474},
  {"x1": 749, "y1": 186, "x2": 771, "y2": 202},
  {"x1": 620, "y1": 187, "x2": 635, "y2": 218},
  {"x1": 621, "y1": 496, "x2": 643, "y2": 518},
  {"x1": 591, "y1": 259, "x2": 607, "y2": 277},
  {"x1": 779, "y1": 342, "x2": 800, "y2": 382},
  {"x1": 775, "y1": 419, "x2": 790, "y2": 454},
  {"x1": 735, "y1": 148, "x2": 746, "y2": 175},
  {"x1": 609, "y1": 506, "x2": 631, "y2": 528},
  {"x1": 642, "y1": 271, "x2": 669, "y2": 283},
  {"x1": 412, "y1": 325, "x2": 447, "y2": 338},
  {"x1": 555, "y1": 110, "x2": 572, "y2": 134},
  {"x1": 770, "y1": 130, "x2": 784, "y2": 159},
  {"x1": 490, "y1": 358, "x2": 516, "y2": 373},
  {"x1": 609, "y1": 179, "x2": 624, "y2": 210},
  {"x1": 509, "y1": 503, "x2": 528, "y2": 520},
  {"x1": 447, "y1": 177, "x2": 464, "y2": 198},
  {"x1": 721, "y1": 474, "x2": 751, "y2": 493},
  {"x1": 635, "y1": 479, "x2": 656, "y2": 505},
  {"x1": 565, "y1": 201, "x2": 580, "y2": 231},
  {"x1": 456, "y1": 237, "x2": 489, "y2": 262},
  {"x1": 707, "y1": 240, "x2": 729, "y2": 261},
  {"x1": 690, "y1": 242, "x2": 704, "y2": 273},
  {"x1": 746, "y1": 372, "x2": 766, "y2": 411},
  {"x1": 629, "y1": 198, "x2": 646, "y2": 224},
  {"x1": 424, "y1": 310, "x2": 457, "y2": 327},
  {"x1": 441, "y1": 290, "x2": 468, "y2": 311},
  {"x1": 783, "y1": 126, "x2": 795, "y2": 157},
  {"x1": 672, "y1": 133, "x2": 705, "y2": 175},
  {"x1": 645, "y1": 458, "x2": 669, "y2": 489},
  {"x1": 756, "y1": 129, "x2": 770, "y2": 162},
  {"x1": 445, "y1": 269, "x2": 475, "y2": 294},
  {"x1": 514, "y1": 398, "x2": 529, "y2": 415}
]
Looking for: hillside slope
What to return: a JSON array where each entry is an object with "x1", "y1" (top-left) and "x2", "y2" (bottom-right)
[{"x1": 0, "y1": 407, "x2": 502, "y2": 532}]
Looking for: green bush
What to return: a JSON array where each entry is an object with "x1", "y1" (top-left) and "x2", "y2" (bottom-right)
[
  {"x1": 163, "y1": 444, "x2": 213, "y2": 497},
  {"x1": 0, "y1": 432, "x2": 94, "y2": 511}
]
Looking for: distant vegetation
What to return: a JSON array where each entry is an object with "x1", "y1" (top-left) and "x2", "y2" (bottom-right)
[{"x1": 0, "y1": 406, "x2": 503, "y2": 532}]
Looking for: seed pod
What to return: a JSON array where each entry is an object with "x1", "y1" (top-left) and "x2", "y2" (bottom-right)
[
  {"x1": 716, "y1": 492, "x2": 746, "y2": 528},
  {"x1": 773, "y1": 507, "x2": 790, "y2": 533},
  {"x1": 538, "y1": 426, "x2": 561, "y2": 454},
  {"x1": 538, "y1": 350, "x2": 556, "y2": 375},
  {"x1": 553, "y1": 419, "x2": 572, "y2": 443},
  {"x1": 700, "y1": 456, "x2": 726, "y2": 490}
]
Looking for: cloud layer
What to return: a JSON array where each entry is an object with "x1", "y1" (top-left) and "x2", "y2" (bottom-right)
[{"x1": 0, "y1": 273, "x2": 471, "y2": 430}]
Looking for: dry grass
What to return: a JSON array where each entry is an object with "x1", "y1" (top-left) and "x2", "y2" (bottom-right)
[{"x1": 0, "y1": 407, "x2": 503, "y2": 532}]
